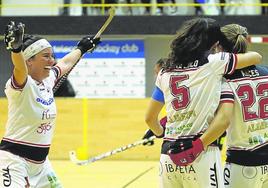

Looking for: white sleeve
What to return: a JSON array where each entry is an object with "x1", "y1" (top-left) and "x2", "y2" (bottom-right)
[
  {"x1": 4, "y1": 76, "x2": 31, "y2": 99},
  {"x1": 207, "y1": 52, "x2": 237, "y2": 75}
]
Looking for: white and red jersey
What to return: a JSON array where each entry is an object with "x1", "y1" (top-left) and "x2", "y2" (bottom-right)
[
  {"x1": 155, "y1": 52, "x2": 237, "y2": 140},
  {"x1": 0, "y1": 66, "x2": 61, "y2": 162},
  {"x1": 224, "y1": 65, "x2": 268, "y2": 151}
]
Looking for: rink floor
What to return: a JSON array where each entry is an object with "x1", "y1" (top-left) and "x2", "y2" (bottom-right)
[{"x1": 52, "y1": 160, "x2": 158, "y2": 188}]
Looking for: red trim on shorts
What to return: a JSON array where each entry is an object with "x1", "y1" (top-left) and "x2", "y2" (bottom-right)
[
  {"x1": 163, "y1": 131, "x2": 204, "y2": 141},
  {"x1": 2, "y1": 137, "x2": 50, "y2": 148},
  {"x1": 24, "y1": 158, "x2": 46, "y2": 164}
]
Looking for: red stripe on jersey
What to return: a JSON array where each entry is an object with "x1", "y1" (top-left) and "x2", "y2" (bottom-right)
[
  {"x1": 224, "y1": 53, "x2": 236, "y2": 75},
  {"x1": 11, "y1": 74, "x2": 27, "y2": 90},
  {"x1": 230, "y1": 54, "x2": 237, "y2": 74},
  {"x1": 2, "y1": 137, "x2": 50, "y2": 148},
  {"x1": 52, "y1": 65, "x2": 62, "y2": 79}
]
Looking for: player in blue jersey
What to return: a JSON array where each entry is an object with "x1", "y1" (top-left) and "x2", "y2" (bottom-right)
[{"x1": 144, "y1": 17, "x2": 262, "y2": 188}]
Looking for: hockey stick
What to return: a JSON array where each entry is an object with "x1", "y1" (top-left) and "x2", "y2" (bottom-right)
[
  {"x1": 69, "y1": 136, "x2": 156, "y2": 165},
  {"x1": 53, "y1": 7, "x2": 116, "y2": 93}
]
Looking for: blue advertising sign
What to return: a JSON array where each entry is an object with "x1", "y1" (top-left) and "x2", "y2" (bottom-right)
[{"x1": 50, "y1": 40, "x2": 145, "y2": 58}]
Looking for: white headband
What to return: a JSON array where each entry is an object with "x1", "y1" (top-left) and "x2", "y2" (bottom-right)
[{"x1": 23, "y1": 39, "x2": 52, "y2": 60}]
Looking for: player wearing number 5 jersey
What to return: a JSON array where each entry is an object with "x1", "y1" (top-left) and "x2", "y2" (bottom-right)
[
  {"x1": 199, "y1": 24, "x2": 268, "y2": 188},
  {"x1": 0, "y1": 21, "x2": 100, "y2": 188},
  {"x1": 144, "y1": 18, "x2": 262, "y2": 188}
]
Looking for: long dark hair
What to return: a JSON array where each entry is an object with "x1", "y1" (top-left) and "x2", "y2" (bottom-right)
[{"x1": 164, "y1": 18, "x2": 223, "y2": 70}]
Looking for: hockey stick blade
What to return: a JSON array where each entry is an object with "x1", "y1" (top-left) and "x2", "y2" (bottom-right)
[{"x1": 69, "y1": 136, "x2": 156, "y2": 165}]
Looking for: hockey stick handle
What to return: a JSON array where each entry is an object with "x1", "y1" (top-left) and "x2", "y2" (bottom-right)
[
  {"x1": 93, "y1": 7, "x2": 115, "y2": 39},
  {"x1": 69, "y1": 136, "x2": 156, "y2": 165},
  {"x1": 53, "y1": 7, "x2": 115, "y2": 93}
]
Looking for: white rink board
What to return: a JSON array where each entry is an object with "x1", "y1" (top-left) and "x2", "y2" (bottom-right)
[{"x1": 51, "y1": 39, "x2": 146, "y2": 98}]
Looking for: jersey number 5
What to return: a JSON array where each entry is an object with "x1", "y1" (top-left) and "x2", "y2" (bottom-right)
[
  {"x1": 237, "y1": 82, "x2": 268, "y2": 121},
  {"x1": 170, "y1": 75, "x2": 190, "y2": 111}
]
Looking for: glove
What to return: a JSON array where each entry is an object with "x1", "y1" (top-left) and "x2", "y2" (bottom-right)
[
  {"x1": 4, "y1": 21, "x2": 25, "y2": 53},
  {"x1": 168, "y1": 138, "x2": 204, "y2": 166},
  {"x1": 142, "y1": 116, "x2": 167, "y2": 146},
  {"x1": 77, "y1": 36, "x2": 101, "y2": 55},
  {"x1": 142, "y1": 129, "x2": 155, "y2": 146}
]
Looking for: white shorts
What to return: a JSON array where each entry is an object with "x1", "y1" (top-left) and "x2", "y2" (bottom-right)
[
  {"x1": 0, "y1": 150, "x2": 62, "y2": 188},
  {"x1": 224, "y1": 162, "x2": 268, "y2": 188},
  {"x1": 159, "y1": 146, "x2": 224, "y2": 188}
]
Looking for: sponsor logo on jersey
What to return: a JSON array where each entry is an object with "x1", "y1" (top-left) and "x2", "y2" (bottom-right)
[
  {"x1": 37, "y1": 123, "x2": 52, "y2": 134},
  {"x1": 42, "y1": 109, "x2": 56, "y2": 120},
  {"x1": 164, "y1": 161, "x2": 196, "y2": 174},
  {"x1": 168, "y1": 110, "x2": 196, "y2": 123},
  {"x1": 36, "y1": 97, "x2": 54, "y2": 106}
]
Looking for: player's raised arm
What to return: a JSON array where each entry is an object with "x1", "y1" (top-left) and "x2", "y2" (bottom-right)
[
  {"x1": 235, "y1": 51, "x2": 262, "y2": 69},
  {"x1": 56, "y1": 36, "x2": 100, "y2": 76},
  {"x1": 4, "y1": 21, "x2": 27, "y2": 87}
]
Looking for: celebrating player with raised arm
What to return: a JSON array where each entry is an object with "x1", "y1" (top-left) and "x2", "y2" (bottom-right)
[
  {"x1": 144, "y1": 18, "x2": 262, "y2": 188},
  {"x1": 0, "y1": 21, "x2": 100, "y2": 188}
]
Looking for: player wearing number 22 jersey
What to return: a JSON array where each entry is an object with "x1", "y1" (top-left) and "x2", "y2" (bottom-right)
[{"x1": 222, "y1": 65, "x2": 268, "y2": 188}]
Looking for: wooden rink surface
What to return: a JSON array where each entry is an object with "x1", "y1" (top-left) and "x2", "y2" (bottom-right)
[
  {"x1": 52, "y1": 160, "x2": 159, "y2": 188},
  {"x1": 0, "y1": 98, "x2": 226, "y2": 187}
]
